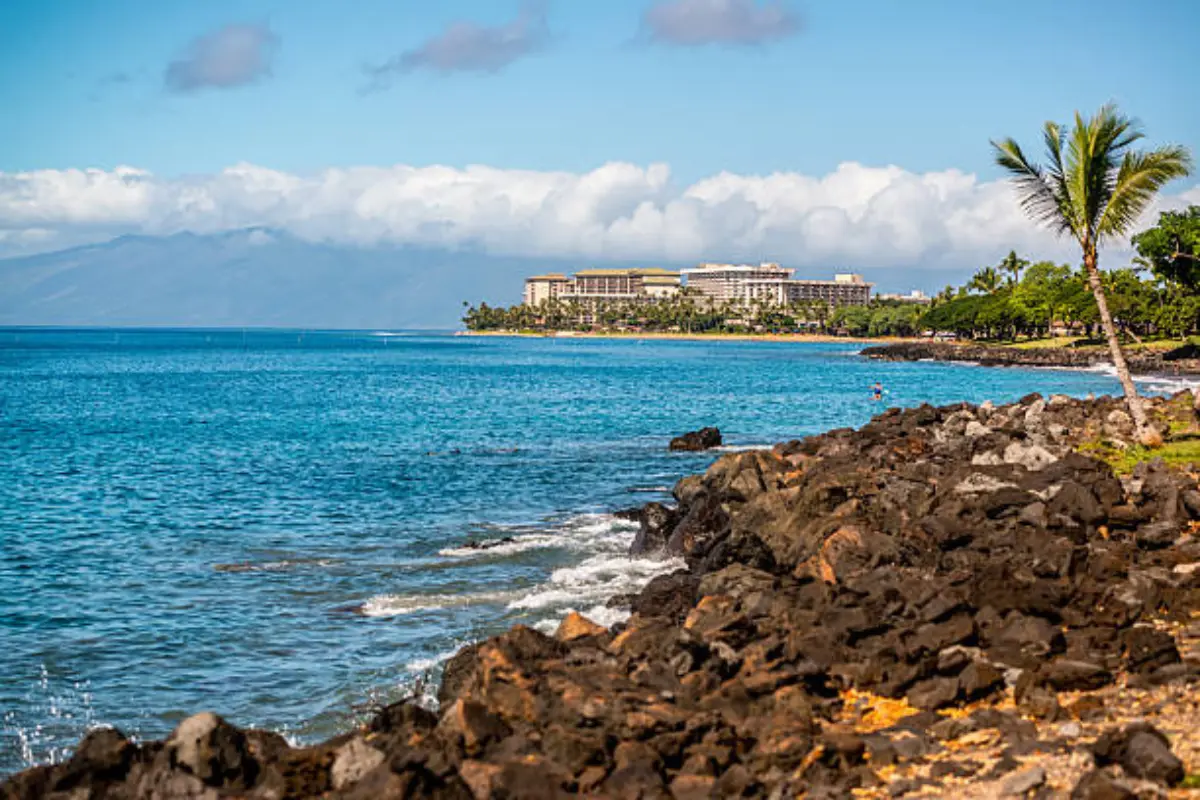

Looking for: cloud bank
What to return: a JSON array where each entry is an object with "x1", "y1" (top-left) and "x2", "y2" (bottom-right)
[
  {"x1": 365, "y1": 3, "x2": 547, "y2": 88},
  {"x1": 2, "y1": 161, "x2": 1197, "y2": 267},
  {"x1": 165, "y1": 23, "x2": 278, "y2": 93},
  {"x1": 644, "y1": 0, "x2": 799, "y2": 46}
]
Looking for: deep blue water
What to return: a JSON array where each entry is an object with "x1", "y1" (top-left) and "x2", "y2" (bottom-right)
[{"x1": 0, "y1": 328, "x2": 1137, "y2": 774}]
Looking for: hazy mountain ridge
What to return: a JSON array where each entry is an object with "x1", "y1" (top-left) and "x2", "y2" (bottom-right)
[
  {"x1": 0, "y1": 230, "x2": 547, "y2": 329},
  {"x1": 0, "y1": 230, "x2": 957, "y2": 329}
]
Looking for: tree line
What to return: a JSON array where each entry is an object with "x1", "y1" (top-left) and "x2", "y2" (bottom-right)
[
  {"x1": 922, "y1": 206, "x2": 1200, "y2": 341},
  {"x1": 463, "y1": 205, "x2": 1199, "y2": 341},
  {"x1": 462, "y1": 289, "x2": 930, "y2": 337}
]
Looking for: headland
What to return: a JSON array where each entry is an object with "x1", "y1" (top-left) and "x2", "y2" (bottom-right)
[{"x1": 6, "y1": 390, "x2": 1199, "y2": 798}]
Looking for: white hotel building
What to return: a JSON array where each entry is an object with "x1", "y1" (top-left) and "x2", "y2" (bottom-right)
[{"x1": 681, "y1": 263, "x2": 873, "y2": 306}]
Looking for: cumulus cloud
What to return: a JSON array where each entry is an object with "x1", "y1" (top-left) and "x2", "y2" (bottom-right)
[
  {"x1": 1, "y1": 160, "x2": 1196, "y2": 268},
  {"x1": 365, "y1": 3, "x2": 547, "y2": 88},
  {"x1": 643, "y1": 0, "x2": 799, "y2": 46},
  {"x1": 165, "y1": 23, "x2": 278, "y2": 93}
]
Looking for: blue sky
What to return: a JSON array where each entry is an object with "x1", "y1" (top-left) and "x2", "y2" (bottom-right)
[
  {"x1": 1, "y1": 0, "x2": 1198, "y2": 272},
  {"x1": 4, "y1": 0, "x2": 1198, "y2": 182}
]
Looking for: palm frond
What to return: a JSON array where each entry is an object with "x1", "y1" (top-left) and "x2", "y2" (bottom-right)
[
  {"x1": 991, "y1": 137, "x2": 1074, "y2": 236},
  {"x1": 1096, "y1": 145, "x2": 1194, "y2": 240},
  {"x1": 1040, "y1": 121, "x2": 1078, "y2": 236}
]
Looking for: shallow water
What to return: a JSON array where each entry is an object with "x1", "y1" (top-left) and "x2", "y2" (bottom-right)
[{"x1": 0, "y1": 329, "x2": 1135, "y2": 774}]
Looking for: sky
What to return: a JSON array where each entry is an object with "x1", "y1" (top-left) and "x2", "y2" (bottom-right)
[{"x1": 2, "y1": 0, "x2": 1199, "y2": 273}]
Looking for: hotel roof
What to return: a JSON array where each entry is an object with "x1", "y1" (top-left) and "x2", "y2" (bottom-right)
[
  {"x1": 525, "y1": 273, "x2": 570, "y2": 281},
  {"x1": 574, "y1": 268, "x2": 680, "y2": 277}
]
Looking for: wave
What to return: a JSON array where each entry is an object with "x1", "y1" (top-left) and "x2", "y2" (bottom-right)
[
  {"x1": 438, "y1": 534, "x2": 560, "y2": 558},
  {"x1": 1033, "y1": 361, "x2": 1198, "y2": 394},
  {"x1": 405, "y1": 648, "x2": 464, "y2": 674},
  {"x1": 627, "y1": 485, "x2": 671, "y2": 493},
  {"x1": 358, "y1": 589, "x2": 524, "y2": 618},
  {"x1": 507, "y1": 544, "x2": 684, "y2": 632},
  {"x1": 710, "y1": 444, "x2": 773, "y2": 453},
  {"x1": 437, "y1": 513, "x2": 638, "y2": 562},
  {"x1": 214, "y1": 558, "x2": 337, "y2": 573}
]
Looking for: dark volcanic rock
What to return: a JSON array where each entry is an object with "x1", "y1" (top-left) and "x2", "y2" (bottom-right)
[
  {"x1": 8, "y1": 392, "x2": 1200, "y2": 800},
  {"x1": 861, "y1": 341, "x2": 1200, "y2": 376},
  {"x1": 1092, "y1": 723, "x2": 1185, "y2": 786},
  {"x1": 669, "y1": 426, "x2": 722, "y2": 451},
  {"x1": 630, "y1": 501, "x2": 679, "y2": 555}
]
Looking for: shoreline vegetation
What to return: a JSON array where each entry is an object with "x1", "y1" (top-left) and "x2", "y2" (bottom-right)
[
  {"x1": 6, "y1": 391, "x2": 1200, "y2": 797},
  {"x1": 457, "y1": 329, "x2": 919, "y2": 345}
]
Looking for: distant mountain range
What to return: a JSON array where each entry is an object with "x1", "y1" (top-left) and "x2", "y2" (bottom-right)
[{"x1": 0, "y1": 229, "x2": 959, "y2": 328}]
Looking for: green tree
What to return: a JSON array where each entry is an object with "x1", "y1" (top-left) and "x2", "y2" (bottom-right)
[
  {"x1": 998, "y1": 250, "x2": 1030, "y2": 286},
  {"x1": 992, "y1": 103, "x2": 1193, "y2": 444},
  {"x1": 969, "y1": 266, "x2": 1003, "y2": 294},
  {"x1": 1132, "y1": 206, "x2": 1200, "y2": 292}
]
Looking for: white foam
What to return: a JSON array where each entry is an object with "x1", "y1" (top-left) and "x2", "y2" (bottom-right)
[
  {"x1": 438, "y1": 534, "x2": 560, "y2": 558},
  {"x1": 711, "y1": 444, "x2": 773, "y2": 453},
  {"x1": 1135, "y1": 374, "x2": 1200, "y2": 394},
  {"x1": 627, "y1": 485, "x2": 671, "y2": 493},
  {"x1": 405, "y1": 648, "x2": 463, "y2": 673},
  {"x1": 437, "y1": 513, "x2": 639, "y2": 562},
  {"x1": 508, "y1": 553, "x2": 685, "y2": 613},
  {"x1": 359, "y1": 589, "x2": 523, "y2": 618}
]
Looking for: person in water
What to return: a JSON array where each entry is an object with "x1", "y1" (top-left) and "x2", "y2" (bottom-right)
[{"x1": 872, "y1": 381, "x2": 885, "y2": 401}]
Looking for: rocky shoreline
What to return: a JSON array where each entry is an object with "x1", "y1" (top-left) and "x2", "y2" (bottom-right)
[
  {"x1": 861, "y1": 341, "x2": 1200, "y2": 377},
  {"x1": 5, "y1": 393, "x2": 1200, "y2": 798}
]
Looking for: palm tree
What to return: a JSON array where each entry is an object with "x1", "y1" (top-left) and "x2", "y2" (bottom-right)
[
  {"x1": 992, "y1": 104, "x2": 1192, "y2": 444},
  {"x1": 969, "y1": 266, "x2": 1003, "y2": 294},
  {"x1": 998, "y1": 250, "x2": 1029, "y2": 286}
]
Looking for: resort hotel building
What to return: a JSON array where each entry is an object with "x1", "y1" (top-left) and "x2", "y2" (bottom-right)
[
  {"x1": 521, "y1": 263, "x2": 873, "y2": 309},
  {"x1": 523, "y1": 268, "x2": 682, "y2": 305},
  {"x1": 680, "y1": 263, "x2": 873, "y2": 306}
]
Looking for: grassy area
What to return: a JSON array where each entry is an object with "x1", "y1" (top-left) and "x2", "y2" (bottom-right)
[
  {"x1": 1077, "y1": 394, "x2": 1200, "y2": 474},
  {"x1": 1007, "y1": 336, "x2": 1085, "y2": 349},
  {"x1": 999, "y1": 335, "x2": 1196, "y2": 351},
  {"x1": 1092, "y1": 437, "x2": 1200, "y2": 475}
]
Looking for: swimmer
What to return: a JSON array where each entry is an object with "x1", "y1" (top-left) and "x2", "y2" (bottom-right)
[{"x1": 871, "y1": 381, "x2": 885, "y2": 401}]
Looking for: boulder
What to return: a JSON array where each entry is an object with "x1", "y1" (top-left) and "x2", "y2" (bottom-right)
[
  {"x1": 165, "y1": 712, "x2": 259, "y2": 789},
  {"x1": 1092, "y1": 723, "x2": 1185, "y2": 786},
  {"x1": 629, "y1": 502, "x2": 678, "y2": 555},
  {"x1": 669, "y1": 427, "x2": 722, "y2": 452}
]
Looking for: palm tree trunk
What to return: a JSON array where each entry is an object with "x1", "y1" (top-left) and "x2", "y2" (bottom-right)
[{"x1": 1083, "y1": 249, "x2": 1156, "y2": 444}]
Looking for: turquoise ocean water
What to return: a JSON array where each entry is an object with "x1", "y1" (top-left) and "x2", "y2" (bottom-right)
[{"x1": 0, "y1": 328, "x2": 1160, "y2": 774}]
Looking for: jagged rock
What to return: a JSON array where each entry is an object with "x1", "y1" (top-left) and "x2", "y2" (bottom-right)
[
  {"x1": 50, "y1": 728, "x2": 135, "y2": 792},
  {"x1": 9, "y1": 392, "x2": 1200, "y2": 800},
  {"x1": 630, "y1": 502, "x2": 678, "y2": 555},
  {"x1": 1001, "y1": 765, "x2": 1046, "y2": 795},
  {"x1": 1070, "y1": 768, "x2": 1137, "y2": 799},
  {"x1": 331, "y1": 738, "x2": 385, "y2": 790},
  {"x1": 669, "y1": 427, "x2": 722, "y2": 451},
  {"x1": 165, "y1": 712, "x2": 259, "y2": 789},
  {"x1": 1092, "y1": 723, "x2": 1185, "y2": 786}
]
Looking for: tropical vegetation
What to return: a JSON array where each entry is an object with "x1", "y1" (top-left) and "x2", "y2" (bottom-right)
[{"x1": 990, "y1": 103, "x2": 1193, "y2": 443}]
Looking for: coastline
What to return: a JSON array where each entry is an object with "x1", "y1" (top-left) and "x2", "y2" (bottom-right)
[
  {"x1": 7, "y1": 391, "x2": 1199, "y2": 798},
  {"x1": 457, "y1": 330, "x2": 919, "y2": 345},
  {"x1": 862, "y1": 340, "x2": 1200, "y2": 378}
]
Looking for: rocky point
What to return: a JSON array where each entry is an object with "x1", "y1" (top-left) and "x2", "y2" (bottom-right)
[{"x1": 5, "y1": 392, "x2": 1200, "y2": 798}]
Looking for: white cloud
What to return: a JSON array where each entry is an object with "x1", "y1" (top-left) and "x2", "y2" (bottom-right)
[{"x1": 1, "y1": 160, "x2": 1196, "y2": 268}]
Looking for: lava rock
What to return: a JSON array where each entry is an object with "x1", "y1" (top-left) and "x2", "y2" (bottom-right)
[
  {"x1": 669, "y1": 427, "x2": 722, "y2": 452},
  {"x1": 1092, "y1": 723, "x2": 1185, "y2": 786}
]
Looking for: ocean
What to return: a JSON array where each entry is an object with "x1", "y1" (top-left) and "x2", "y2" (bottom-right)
[{"x1": 0, "y1": 328, "x2": 1143, "y2": 775}]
